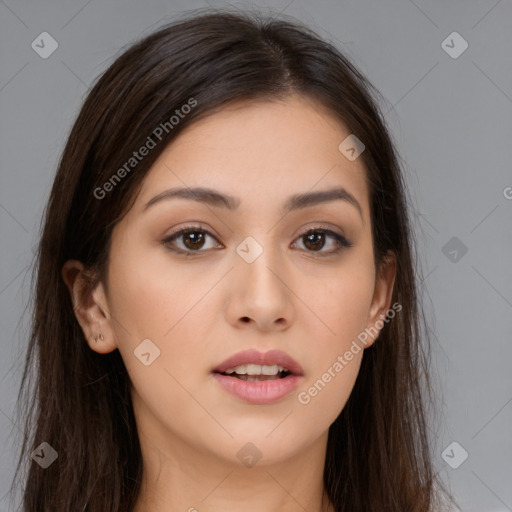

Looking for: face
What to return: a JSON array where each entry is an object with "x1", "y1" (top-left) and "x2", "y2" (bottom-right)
[{"x1": 64, "y1": 94, "x2": 395, "y2": 469}]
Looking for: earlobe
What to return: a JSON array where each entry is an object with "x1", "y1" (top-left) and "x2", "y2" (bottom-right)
[
  {"x1": 364, "y1": 251, "x2": 397, "y2": 347},
  {"x1": 61, "y1": 259, "x2": 117, "y2": 354}
]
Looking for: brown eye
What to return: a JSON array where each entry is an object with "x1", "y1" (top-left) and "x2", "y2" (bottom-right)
[
  {"x1": 163, "y1": 226, "x2": 221, "y2": 254},
  {"x1": 162, "y1": 225, "x2": 352, "y2": 257},
  {"x1": 293, "y1": 228, "x2": 352, "y2": 256},
  {"x1": 180, "y1": 230, "x2": 206, "y2": 250},
  {"x1": 303, "y1": 231, "x2": 326, "y2": 251}
]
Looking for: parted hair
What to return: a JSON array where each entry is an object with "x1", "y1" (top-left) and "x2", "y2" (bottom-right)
[{"x1": 11, "y1": 8, "x2": 455, "y2": 511}]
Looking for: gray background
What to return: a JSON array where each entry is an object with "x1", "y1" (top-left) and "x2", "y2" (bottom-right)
[{"x1": 1, "y1": 1, "x2": 511, "y2": 511}]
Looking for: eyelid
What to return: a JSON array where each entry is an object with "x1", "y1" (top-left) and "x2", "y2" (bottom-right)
[
  {"x1": 295, "y1": 222, "x2": 349, "y2": 242},
  {"x1": 164, "y1": 222, "x2": 219, "y2": 240}
]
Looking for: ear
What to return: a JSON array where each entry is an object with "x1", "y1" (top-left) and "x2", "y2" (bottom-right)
[
  {"x1": 364, "y1": 251, "x2": 397, "y2": 348},
  {"x1": 61, "y1": 259, "x2": 117, "y2": 354}
]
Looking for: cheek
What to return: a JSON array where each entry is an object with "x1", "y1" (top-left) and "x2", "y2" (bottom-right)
[
  {"x1": 303, "y1": 264, "x2": 375, "y2": 353},
  {"x1": 108, "y1": 254, "x2": 213, "y2": 440},
  {"x1": 292, "y1": 264, "x2": 373, "y2": 416},
  {"x1": 107, "y1": 263, "x2": 170, "y2": 339},
  {"x1": 106, "y1": 245, "x2": 218, "y2": 385},
  {"x1": 106, "y1": 242, "x2": 199, "y2": 340}
]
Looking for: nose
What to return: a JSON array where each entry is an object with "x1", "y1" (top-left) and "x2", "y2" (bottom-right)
[{"x1": 224, "y1": 242, "x2": 295, "y2": 332}]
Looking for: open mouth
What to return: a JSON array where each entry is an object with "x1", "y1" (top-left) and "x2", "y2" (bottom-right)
[
  {"x1": 211, "y1": 350, "x2": 305, "y2": 394},
  {"x1": 216, "y1": 369, "x2": 292, "y2": 381},
  {"x1": 211, "y1": 358, "x2": 304, "y2": 404}
]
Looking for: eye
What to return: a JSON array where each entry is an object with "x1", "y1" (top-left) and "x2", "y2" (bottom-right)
[
  {"x1": 162, "y1": 224, "x2": 352, "y2": 256},
  {"x1": 162, "y1": 225, "x2": 222, "y2": 255},
  {"x1": 292, "y1": 225, "x2": 353, "y2": 256}
]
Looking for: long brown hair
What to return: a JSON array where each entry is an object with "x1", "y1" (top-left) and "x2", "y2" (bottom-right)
[{"x1": 10, "y1": 8, "x2": 456, "y2": 511}]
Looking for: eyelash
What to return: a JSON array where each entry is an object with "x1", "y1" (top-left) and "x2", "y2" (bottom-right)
[{"x1": 162, "y1": 224, "x2": 353, "y2": 258}]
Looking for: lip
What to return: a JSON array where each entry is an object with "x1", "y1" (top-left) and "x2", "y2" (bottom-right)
[
  {"x1": 212, "y1": 349, "x2": 304, "y2": 375},
  {"x1": 211, "y1": 349, "x2": 305, "y2": 405},
  {"x1": 212, "y1": 372, "x2": 304, "y2": 404}
]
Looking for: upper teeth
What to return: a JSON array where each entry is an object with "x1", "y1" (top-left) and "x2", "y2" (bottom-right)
[{"x1": 225, "y1": 364, "x2": 287, "y2": 376}]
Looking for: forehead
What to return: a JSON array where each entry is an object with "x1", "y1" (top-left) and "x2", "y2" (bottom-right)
[{"x1": 135, "y1": 95, "x2": 369, "y2": 218}]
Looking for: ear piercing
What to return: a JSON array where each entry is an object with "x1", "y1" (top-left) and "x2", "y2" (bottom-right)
[{"x1": 94, "y1": 333, "x2": 104, "y2": 342}]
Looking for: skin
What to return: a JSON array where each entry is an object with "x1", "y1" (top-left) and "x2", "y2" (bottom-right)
[{"x1": 63, "y1": 94, "x2": 396, "y2": 512}]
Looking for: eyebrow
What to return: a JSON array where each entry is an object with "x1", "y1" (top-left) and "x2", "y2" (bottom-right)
[{"x1": 143, "y1": 186, "x2": 363, "y2": 220}]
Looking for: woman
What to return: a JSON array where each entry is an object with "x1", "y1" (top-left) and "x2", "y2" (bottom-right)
[{"x1": 12, "y1": 8, "x2": 456, "y2": 511}]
